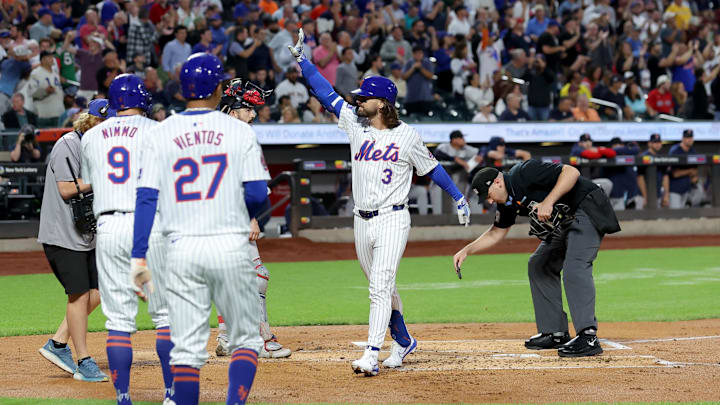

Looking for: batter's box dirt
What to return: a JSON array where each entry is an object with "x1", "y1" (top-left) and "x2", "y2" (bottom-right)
[
  {"x1": 2, "y1": 321, "x2": 720, "y2": 404},
  {"x1": 283, "y1": 340, "x2": 670, "y2": 371}
]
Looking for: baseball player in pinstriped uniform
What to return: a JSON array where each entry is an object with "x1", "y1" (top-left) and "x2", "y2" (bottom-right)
[
  {"x1": 81, "y1": 74, "x2": 174, "y2": 404},
  {"x1": 289, "y1": 30, "x2": 471, "y2": 376},
  {"x1": 214, "y1": 78, "x2": 291, "y2": 359},
  {"x1": 130, "y1": 53, "x2": 269, "y2": 405}
]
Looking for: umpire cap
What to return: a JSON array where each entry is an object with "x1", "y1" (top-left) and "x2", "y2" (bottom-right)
[
  {"x1": 351, "y1": 76, "x2": 398, "y2": 105},
  {"x1": 471, "y1": 167, "x2": 500, "y2": 202},
  {"x1": 180, "y1": 53, "x2": 225, "y2": 100}
]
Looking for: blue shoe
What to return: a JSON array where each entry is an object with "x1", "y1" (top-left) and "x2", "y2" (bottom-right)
[
  {"x1": 39, "y1": 339, "x2": 75, "y2": 374},
  {"x1": 73, "y1": 357, "x2": 109, "y2": 382},
  {"x1": 382, "y1": 336, "x2": 417, "y2": 368}
]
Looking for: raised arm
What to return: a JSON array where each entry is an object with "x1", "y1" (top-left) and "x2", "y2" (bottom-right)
[{"x1": 288, "y1": 29, "x2": 344, "y2": 118}]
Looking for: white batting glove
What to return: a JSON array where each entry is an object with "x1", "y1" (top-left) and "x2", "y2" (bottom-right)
[
  {"x1": 130, "y1": 258, "x2": 154, "y2": 302},
  {"x1": 456, "y1": 196, "x2": 471, "y2": 227},
  {"x1": 287, "y1": 28, "x2": 305, "y2": 62}
]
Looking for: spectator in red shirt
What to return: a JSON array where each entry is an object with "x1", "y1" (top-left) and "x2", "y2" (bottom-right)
[
  {"x1": 78, "y1": 10, "x2": 108, "y2": 48},
  {"x1": 310, "y1": 0, "x2": 330, "y2": 20},
  {"x1": 149, "y1": 0, "x2": 170, "y2": 25},
  {"x1": 646, "y1": 74, "x2": 674, "y2": 117},
  {"x1": 312, "y1": 32, "x2": 340, "y2": 86}
]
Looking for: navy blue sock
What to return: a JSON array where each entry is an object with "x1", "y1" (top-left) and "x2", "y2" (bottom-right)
[
  {"x1": 106, "y1": 330, "x2": 133, "y2": 405},
  {"x1": 389, "y1": 310, "x2": 412, "y2": 347},
  {"x1": 155, "y1": 327, "x2": 174, "y2": 399},
  {"x1": 227, "y1": 349, "x2": 258, "y2": 405},
  {"x1": 172, "y1": 365, "x2": 200, "y2": 405}
]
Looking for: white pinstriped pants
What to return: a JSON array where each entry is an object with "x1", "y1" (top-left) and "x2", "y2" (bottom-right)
[
  {"x1": 165, "y1": 234, "x2": 263, "y2": 369},
  {"x1": 96, "y1": 213, "x2": 169, "y2": 333},
  {"x1": 354, "y1": 209, "x2": 410, "y2": 348}
]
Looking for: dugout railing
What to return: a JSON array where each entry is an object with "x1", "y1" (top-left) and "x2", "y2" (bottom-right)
[{"x1": 289, "y1": 155, "x2": 720, "y2": 234}]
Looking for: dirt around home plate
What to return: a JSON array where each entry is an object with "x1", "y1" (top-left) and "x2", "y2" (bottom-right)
[
  {"x1": 0, "y1": 321, "x2": 719, "y2": 403},
  {"x1": 0, "y1": 235, "x2": 719, "y2": 403}
]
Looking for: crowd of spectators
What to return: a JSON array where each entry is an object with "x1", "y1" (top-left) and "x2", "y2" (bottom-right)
[
  {"x1": 425, "y1": 128, "x2": 709, "y2": 213},
  {"x1": 2, "y1": 0, "x2": 720, "y2": 132}
]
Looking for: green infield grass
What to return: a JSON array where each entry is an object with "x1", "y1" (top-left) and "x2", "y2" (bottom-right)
[{"x1": 1, "y1": 246, "x2": 718, "y2": 337}]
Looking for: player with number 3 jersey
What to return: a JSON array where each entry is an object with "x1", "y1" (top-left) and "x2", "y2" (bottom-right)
[
  {"x1": 288, "y1": 30, "x2": 471, "y2": 376},
  {"x1": 131, "y1": 53, "x2": 269, "y2": 405},
  {"x1": 81, "y1": 74, "x2": 174, "y2": 404}
]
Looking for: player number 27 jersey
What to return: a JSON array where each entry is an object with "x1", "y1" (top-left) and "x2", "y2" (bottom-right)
[{"x1": 138, "y1": 111, "x2": 269, "y2": 237}]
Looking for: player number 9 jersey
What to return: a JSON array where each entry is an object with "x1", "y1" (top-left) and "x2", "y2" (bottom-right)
[{"x1": 81, "y1": 115, "x2": 158, "y2": 217}]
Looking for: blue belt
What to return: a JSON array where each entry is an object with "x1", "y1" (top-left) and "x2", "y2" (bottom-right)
[{"x1": 357, "y1": 204, "x2": 405, "y2": 219}]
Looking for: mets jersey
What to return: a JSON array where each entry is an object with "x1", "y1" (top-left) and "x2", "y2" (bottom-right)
[
  {"x1": 138, "y1": 110, "x2": 268, "y2": 237},
  {"x1": 338, "y1": 103, "x2": 438, "y2": 211},
  {"x1": 81, "y1": 115, "x2": 158, "y2": 217}
]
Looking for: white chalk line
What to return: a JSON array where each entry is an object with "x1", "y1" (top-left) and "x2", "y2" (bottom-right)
[
  {"x1": 351, "y1": 339, "x2": 631, "y2": 350},
  {"x1": 617, "y1": 335, "x2": 720, "y2": 344}
]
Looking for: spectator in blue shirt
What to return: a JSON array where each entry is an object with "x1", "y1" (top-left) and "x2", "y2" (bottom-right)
[
  {"x1": 604, "y1": 137, "x2": 641, "y2": 210},
  {"x1": 100, "y1": 0, "x2": 120, "y2": 25},
  {"x1": 192, "y1": 28, "x2": 222, "y2": 56},
  {"x1": 0, "y1": 54, "x2": 32, "y2": 115},
  {"x1": 668, "y1": 129, "x2": 698, "y2": 208},
  {"x1": 49, "y1": 0, "x2": 72, "y2": 31},
  {"x1": 162, "y1": 26, "x2": 192, "y2": 74},
  {"x1": 525, "y1": 5, "x2": 549, "y2": 42},
  {"x1": 208, "y1": 14, "x2": 228, "y2": 57}
]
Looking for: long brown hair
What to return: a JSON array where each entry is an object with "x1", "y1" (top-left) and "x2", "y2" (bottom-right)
[{"x1": 379, "y1": 99, "x2": 400, "y2": 129}]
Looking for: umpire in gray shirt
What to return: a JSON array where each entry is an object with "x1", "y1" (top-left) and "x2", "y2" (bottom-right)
[
  {"x1": 37, "y1": 100, "x2": 113, "y2": 382},
  {"x1": 453, "y1": 160, "x2": 620, "y2": 357}
]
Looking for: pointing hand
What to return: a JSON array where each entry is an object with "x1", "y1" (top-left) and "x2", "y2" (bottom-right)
[{"x1": 288, "y1": 28, "x2": 306, "y2": 62}]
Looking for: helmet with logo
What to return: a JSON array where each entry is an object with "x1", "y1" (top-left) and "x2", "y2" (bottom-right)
[
  {"x1": 180, "y1": 53, "x2": 225, "y2": 100},
  {"x1": 351, "y1": 76, "x2": 398, "y2": 105},
  {"x1": 108, "y1": 74, "x2": 150, "y2": 112}
]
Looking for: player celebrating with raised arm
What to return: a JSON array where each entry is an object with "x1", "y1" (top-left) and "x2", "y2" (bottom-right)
[
  {"x1": 130, "y1": 53, "x2": 269, "y2": 405},
  {"x1": 214, "y1": 78, "x2": 291, "y2": 359},
  {"x1": 288, "y1": 30, "x2": 471, "y2": 376},
  {"x1": 81, "y1": 74, "x2": 174, "y2": 404}
]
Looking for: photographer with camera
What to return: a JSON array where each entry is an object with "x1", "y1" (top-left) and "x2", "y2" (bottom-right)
[
  {"x1": 36, "y1": 99, "x2": 115, "y2": 382},
  {"x1": 10, "y1": 124, "x2": 41, "y2": 163}
]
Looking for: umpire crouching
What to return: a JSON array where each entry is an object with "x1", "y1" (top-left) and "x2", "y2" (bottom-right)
[
  {"x1": 36, "y1": 100, "x2": 114, "y2": 381},
  {"x1": 453, "y1": 159, "x2": 620, "y2": 357}
]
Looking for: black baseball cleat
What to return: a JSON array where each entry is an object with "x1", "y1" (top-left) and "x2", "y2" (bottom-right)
[
  {"x1": 558, "y1": 333, "x2": 603, "y2": 357},
  {"x1": 524, "y1": 332, "x2": 571, "y2": 350}
]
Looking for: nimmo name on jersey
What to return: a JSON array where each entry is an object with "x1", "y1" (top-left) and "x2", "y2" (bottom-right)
[
  {"x1": 101, "y1": 125, "x2": 138, "y2": 139},
  {"x1": 172, "y1": 130, "x2": 224, "y2": 150}
]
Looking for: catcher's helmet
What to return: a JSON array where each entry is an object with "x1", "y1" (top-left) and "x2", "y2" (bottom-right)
[
  {"x1": 218, "y1": 78, "x2": 273, "y2": 113},
  {"x1": 108, "y1": 74, "x2": 150, "y2": 112},
  {"x1": 351, "y1": 76, "x2": 398, "y2": 105},
  {"x1": 180, "y1": 53, "x2": 225, "y2": 100}
]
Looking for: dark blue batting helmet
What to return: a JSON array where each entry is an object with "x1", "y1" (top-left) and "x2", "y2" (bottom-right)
[
  {"x1": 351, "y1": 76, "x2": 398, "y2": 105},
  {"x1": 180, "y1": 53, "x2": 225, "y2": 100},
  {"x1": 108, "y1": 74, "x2": 151, "y2": 112}
]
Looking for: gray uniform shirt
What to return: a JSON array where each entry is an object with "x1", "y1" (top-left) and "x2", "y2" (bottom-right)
[
  {"x1": 434, "y1": 143, "x2": 479, "y2": 161},
  {"x1": 37, "y1": 131, "x2": 95, "y2": 251}
]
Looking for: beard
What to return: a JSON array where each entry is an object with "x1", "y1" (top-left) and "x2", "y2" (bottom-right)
[{"x1": 356, "y1": 106, "x2": 376, "y2": 117}]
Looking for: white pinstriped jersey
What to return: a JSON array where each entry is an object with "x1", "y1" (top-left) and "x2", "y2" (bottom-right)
[
  {"x1": 138, "y1": 110, "x2": 268, "y2": 237},
  {"x1": 81, "y1": 115, "x2": 158, "y2": 217},
  {"x1": 337, "y1": 103, "x2": 438, "y2": 211}
]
